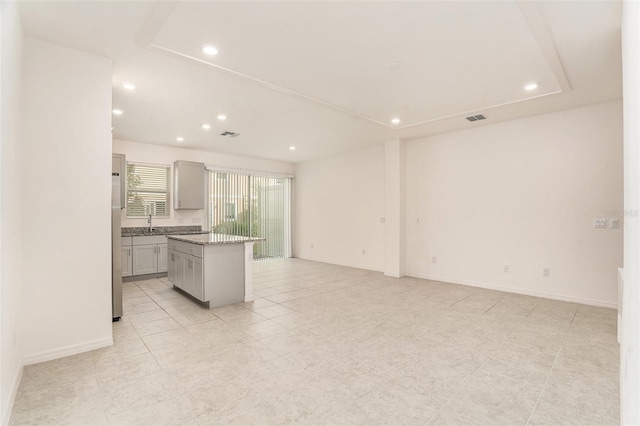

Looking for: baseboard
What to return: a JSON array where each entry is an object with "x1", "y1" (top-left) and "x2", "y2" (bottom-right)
[
  {"x1": 123, "y1": 272, "x2": 167, "y2": 282},
  {"x1": 406, "y1": 272, "x2": 618, "y2": 309},
  {"x1": 23, "y1": 336, "x2": 113, "y2": 366},
  {"x1": 293, "y1": 256, "x2": 384, "y2": 273},
  {"x1": 1, "y1": 364, "x2": 23, "y2": 426}
]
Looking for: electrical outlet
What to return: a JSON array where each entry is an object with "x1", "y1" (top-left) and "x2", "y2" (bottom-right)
[
  {"x1": 594, "y1": 219, "x2": 607, "y2": 229},
  {"x1": 380, "y1": 217, "x2": 385, "y2": 224},
  {"x1": 543, "y1": 268, "x2": 550, "y2": 277},
  {"x1": 362, "y1": 249, "x2": 366, "y2": 255},
  {"x1": 504, "y1": 265, "x2": 509, "y2": 273},
  {"x1": 611, "y1": 218, "x2": 620, "y2": 229},
  {"x1": 416, "y1": 218, "x2": 420, "y2": 224},
  {"x1": 310, "y1": 243, "x2": 314, "y2": 249},
  {"x1": 432, "y1": 256, "x2": 437, "y2": 264}
]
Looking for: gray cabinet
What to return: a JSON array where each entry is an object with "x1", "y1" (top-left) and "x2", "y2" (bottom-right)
[
  {"x1": 124, "y1": 235, "x2": 168, "y2": 277},
  {"x1": 121, "y1": 247, "x2": 132, "y2": 277},
  {"x1": 182, "y1": 254, "x2": 204, "y2": 300},
  {"x1": 167, "y1": 238, "x2": 244, "y2": 307},
  {"x1": 157, "y1": 244, "x2": 168, "y2": 273},
  {"x1": 121, "y1": 236, "x2": 132, "y2": 277},
  {"x1": 132, "y1": 245, "x2": 157, "y2": 275},
  {"x1": 168, "y1": 250, "x2": 183, "y2": 287},
  {"x1": 173, "y1": 160, "x2": 204, "y2": 210}
]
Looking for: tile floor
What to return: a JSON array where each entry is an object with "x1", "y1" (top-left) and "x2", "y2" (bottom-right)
[{"x1": 10, "y1": 259, "x2": 619, "y2": 425}]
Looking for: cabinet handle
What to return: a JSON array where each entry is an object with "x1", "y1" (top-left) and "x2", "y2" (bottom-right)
[
  {"x1": 128, "y1": 248, "x2": 131, "y2": 257},
  {"x1": 154, "y1": 247, "x2": 157, "y2": 254}
]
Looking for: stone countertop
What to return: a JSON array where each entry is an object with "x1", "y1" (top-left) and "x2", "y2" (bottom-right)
[
  {"x1": 122, "y1": 226, "x2": 206, "y2": 237},
  {"x1": 167, "y1": 233, "x2": 265, "y2": 245}
]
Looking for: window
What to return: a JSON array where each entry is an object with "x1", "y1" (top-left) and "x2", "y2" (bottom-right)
[
  {"x1": 209, "y1": 170, "x2": 292, "y2": 260},
  {"x1": 126, "y1": 162, "x2": 170, "y2": 217}
]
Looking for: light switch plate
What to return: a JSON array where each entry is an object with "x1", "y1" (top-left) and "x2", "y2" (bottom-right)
[
  {"x1": 595, "y1": 219, "x2": 607, "y2": 229},
  {"x1": 611, "y1": 218, "x2": 620, "y2": 229}
]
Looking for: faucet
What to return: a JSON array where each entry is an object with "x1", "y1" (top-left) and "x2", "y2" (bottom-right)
[{"x1": 148, "y1": 214, "x2": 154, "y2": 233}]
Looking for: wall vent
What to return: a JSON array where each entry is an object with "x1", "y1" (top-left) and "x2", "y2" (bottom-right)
[
  {"x1": 466, "y1": 114, "x2": 486, "y2": 122},
  {"x1": 220, "y1": 131, "x2": 240, "y2": 137}
]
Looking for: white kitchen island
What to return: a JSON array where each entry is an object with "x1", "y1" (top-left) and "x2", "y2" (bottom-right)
[{"x1": 166, "y1": 233, "x2": 263, "y2": 308}]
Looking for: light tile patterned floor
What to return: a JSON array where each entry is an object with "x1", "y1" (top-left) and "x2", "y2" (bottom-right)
[{"x1": 10, "y1": 259, "x2": 619, "y2": 425}]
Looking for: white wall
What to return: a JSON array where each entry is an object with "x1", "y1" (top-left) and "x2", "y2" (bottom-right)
[
  {"x1": 21, "y1": 38, "x2": 113, "y2": 363},
  {"x1": 113, "y1": 138, "x2": 294, "y2": 229},
  {"x1": 405, "y1": 101, "x2": 623, "y2": 307},
  {"x1": 0, "y1": 1, "x2": 23, "y2": 423},
  {"x1": 294, "y1": 145, "x2": 385, "y2": 271},
  {"x1": 621, "y1": 1, "x2": 640, "y2": 423}
]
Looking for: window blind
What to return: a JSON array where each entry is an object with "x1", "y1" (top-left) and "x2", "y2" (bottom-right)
[
  {"x1": 126, "y1": 163, "x2": 171, "y2": 217},
  {"x1": 209, "y1": 170, "x2": 291, "y2": 260}
]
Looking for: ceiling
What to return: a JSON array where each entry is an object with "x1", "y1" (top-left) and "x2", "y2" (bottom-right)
[{"x1": 18, "y1": 1, "x2": 622, "y2": 163}]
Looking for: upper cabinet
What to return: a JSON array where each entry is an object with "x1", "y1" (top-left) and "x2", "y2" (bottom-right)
[
  {"x1": 112, "y1": 153, "x2": 126, "y2": 209},
  {"x1": 174, "y1": 160, "x2": 205, "y2": 210}
]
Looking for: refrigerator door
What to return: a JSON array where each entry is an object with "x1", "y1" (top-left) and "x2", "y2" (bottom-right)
[{"x1": 112, "y1": 174, "x2": 122, "y2": 320}]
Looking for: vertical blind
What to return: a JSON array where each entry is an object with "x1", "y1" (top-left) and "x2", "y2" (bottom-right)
[
  {"x1": 209, "y1": 170, "x2": 292, "y2": 260},
  {"x1": 126, "y1": 163, "x2": 171, "y2": 217}
]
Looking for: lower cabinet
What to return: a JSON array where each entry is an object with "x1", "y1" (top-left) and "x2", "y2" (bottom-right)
[
  {"x1": 124, "y1": 235, "x2": 168, "y2": 277},
  {"x1": 168, "y1": 249, "x2": 204, "y2": 302},
  {"x1": 167, "y1": 239, "x2": 245, "y2": 308},
  {"x1": 168, "y1": 250, "x2": 183, "y2": 287},
  {"x1": 183, "y1": 254, "x2": 204, "y2": 301},
  {"x1": 121, "y1": 246, "x2": 133, "y2": 277},
  {"x1": 158, "y1": 244, "x2": 168, "y2": 273},
  {"x1": 132, "y1": 244, "x2": 158, "y2": 276}
]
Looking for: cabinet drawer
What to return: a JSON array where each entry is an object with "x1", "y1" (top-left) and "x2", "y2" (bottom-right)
[
  {"x1": 121, "y1": 236, "x2": 132, "y2": 247},
  {"x1": 133, "y1": 235, "x2": 167, "y2": 246},
  {"x1": 167, "y1": 239, "x2": 204, "y2": 258}
]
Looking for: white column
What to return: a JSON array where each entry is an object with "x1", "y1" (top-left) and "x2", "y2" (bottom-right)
[
  {"x1": 621, "y1": 1, "x2": 640, "y2": 424},
  {"x1": 244, "y1": 242, "x2": 255, "y2": 302},
  {"x1": 384, "y1": 139, "x2": 406, "y2": 277}
]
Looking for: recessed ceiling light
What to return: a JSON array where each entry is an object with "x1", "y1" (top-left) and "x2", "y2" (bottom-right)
[
  {"x1": 202, "y1": 45, "x2": 218, "y2": 56},
  {"x1": 289, "y1": 146, "x2": 296, "y2": 151},
  {"x1": 176, "y1": 137, "x2": 184, "y2": 142},
  {"x1": 202, "y1": 123, "x2": 211, "y2": 130},
  {"x1": 217, "y1": 114, "x2": 227, "y2": 121},
  {"x1": 524, "y1": 82, "x2": 539, "y2": 91},
  {"x1": 122, "y1": 82, "x2": 136, "y2": 90},
  {"x1": 112, "y1": 109, "x2": 123, "y2": 115},
  {"x1": 391, "y1": 118, "x2": 400, "y2": 125}
]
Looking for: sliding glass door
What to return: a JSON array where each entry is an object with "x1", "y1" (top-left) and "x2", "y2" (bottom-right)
[{"x1": 209, "y1": 170, "x2": 291, "y2": 260}]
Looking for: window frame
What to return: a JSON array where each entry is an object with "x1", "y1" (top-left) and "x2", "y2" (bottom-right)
[{"x1": 125, "y1": 161, "x2": 171, "y2": 219}]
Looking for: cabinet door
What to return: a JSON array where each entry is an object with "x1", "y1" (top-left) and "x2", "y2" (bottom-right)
[
  {"x1": 132, "y1": 244, "x2": 158, "y2": 275},
  {"x1": 181, "y1": 254, "x2": 204, "y2": 301},
  {"x1": 121, "y1": 247, "x2": 132, "y2": 277},
  {"x1": 168, "y1": 250, "x2": 183, "y2": 288},
  {"x1": 191, "y1": 256, "x2": 204, "y2": 301},
  {"x1": 157, "y1": 244, "x2": 168, "y2": 273},
  {"x1": 182, "y1": 255, "x2": 195, "y2": 295},
  {"x1": 174, "y1": 161, "x2": 204, "y2": 209}
]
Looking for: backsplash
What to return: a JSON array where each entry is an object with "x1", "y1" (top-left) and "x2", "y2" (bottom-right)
[{"x1": 121, "y1": 226, "x2": 204, "y2": 237}]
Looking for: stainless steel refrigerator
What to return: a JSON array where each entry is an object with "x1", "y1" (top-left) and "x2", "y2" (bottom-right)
[{"x1": 112, "y1": 172, "x2": 123, "y2": 321}]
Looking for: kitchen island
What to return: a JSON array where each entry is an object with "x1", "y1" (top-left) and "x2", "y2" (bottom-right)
[{"x1": 166, "y1": 233, "x2": 264, "y2": 308}]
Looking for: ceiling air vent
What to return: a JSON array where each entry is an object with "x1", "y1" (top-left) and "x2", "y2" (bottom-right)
[
  {"x1": 466, "y1": 114, "x2": 487, "y2": 122},
  {"x1": 220, "y1": 131, "x2": 240, "y2": 138}
]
